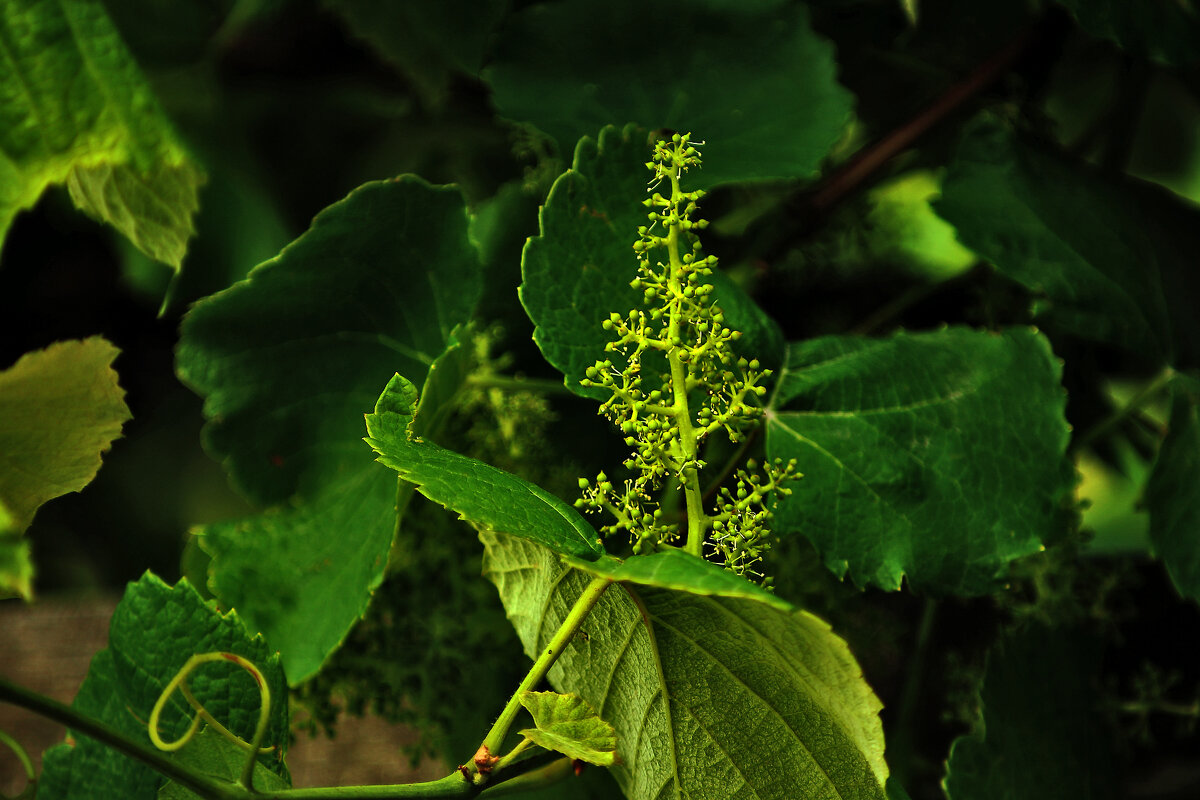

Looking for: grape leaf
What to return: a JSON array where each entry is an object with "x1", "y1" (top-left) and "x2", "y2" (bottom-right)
[
  {"x1": 158, "y1": 728, "x2": 289, "y2": 799},
  {"x1": 38, "y1": 573, "x2": 288, "y2": 800},
  {"x1": 521, "y1": 124, "x2": 784, "y2": 399},
  {"x1": 0, "y1": 0, "x2": 204, "y2": 267},
  {"x1": 365, "y1": 373, "x2": 604, "y2": 560},
  {"x1": 943, "y1": 624, "x2": 1117, "y2": 800},
  {"x1": 484, "y1": 0, "x2": 853, "y2": 188},
  {"x1": 482, "y1": 531, "x2": 889, "y2": 800},
  {"x1": 178, "y1": 177, "x2": 482, "y2": 682},
  {"x1": 765, "y1": 326, "x2": 1076, "y2": 595},
  {"x1": 519, "y1": 691, "x2": 618, "y2": 767},
  {"x1": 0, "y1": 338, "x2": 131, "y2": 599},
  {"x1": 1145, "y1": 375, "x2": 1200, "y2": 604},
  {"x1": 1053, "y1": 0, "x2": 1200, "y2": 67},
  {"x1": 936, "y1": 117, "x2": 1200, "y2": 368}
]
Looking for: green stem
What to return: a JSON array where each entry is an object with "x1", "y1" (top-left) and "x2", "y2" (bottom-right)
[
  {"x1": 0, "y1": 728, "x2": 34, "y2": 783},
  {"x1": 1072, "y1": 367, "x2": 1175, "y2": 453},
  {"x1": 0, "y1": 675, "x2": 240, "y2": 800},
  {"x1": 464, "y1": 375, "x2": 575, "y2": 396},
  {"x1": 479, "y1": 576, "x2": 613, "y2": 760}
]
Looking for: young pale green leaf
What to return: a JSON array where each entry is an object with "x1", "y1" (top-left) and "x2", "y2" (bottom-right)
[
  {"x1": 0, "y1": 338, "x2": 131, "y2": 599},
  {"x1": 943, "y1": 624, "x2": 1117, "y2": 800},
  {"x1": 519, "y1": 691, "x2": 619, "y2": 767},
  {"x1": 158, "y1": 727, "x2": 289, "y2": 799},
  {"x1": 1145, "y1": 376, "x2": 1200, "y2": 603},
  {"x1": 521, "y1": 124, "x2": 784, "y2": 398},
  {"x1": 766, "y1": 326, "x2": 1076, "y2": 596},
  {"x1": 484, "y1": 0, "x2": 852, "y2": 188},
  {"x1": 38, "y1": 574, "x2": 289, "y2": 800},
  {"x1": 936, "y1": 117, "x2": 1200, "y2": 368},
  {"x1": 365, "y1": 374, "x2": 604, "y2": 560},
  {"x1": 179, "y1": 177, "x2": 481, "y2": 682},
  {"x1": 483, "y1": 531, "x2": 889, "y2": 800},
  {"x1": 1053, "y1": 0, "x2": 1200, "y2": 67},
  {"x1": 0, "y1": 0, "x2": 203, "y2": 267}
]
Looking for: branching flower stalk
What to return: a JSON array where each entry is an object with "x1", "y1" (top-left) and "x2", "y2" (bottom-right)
[{"x1": 576, "y1": 133, "x2": 798, "y2": 581}]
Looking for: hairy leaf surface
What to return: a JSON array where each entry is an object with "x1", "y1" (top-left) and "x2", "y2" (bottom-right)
[
  {"x1": 38, "y1": 574, "x2": 288, "y2": 800},
  {"x1": 178, "y1": 177, "x2": 481, "y2": 681},
  {"x1": 0, "y1": 0, "x2": 203, "y2": 266},
  {"x1": 0, "y1": 338, "x2": 130, "y2": 599},
  {"x1": 366, "y1": 374, "x2": 604, "y2": 560},
  {"x1": 766, "y1": 326, "x2": 1075, "y2": 595},
  {"x1": 937, "y1": 118, "x2": 1200, "y2": 368},
  {"x1": 482, "y1": 532, "x2": 888, "y2": 800},
  {"x1": 943, "y1": 624, "x2": 1117, "y2": 800},
  {"x1": 521, "y1": 125, "x2": 784, "y2": 399},
  {"x1": 485, "y1": 0, "x2": 852, "y2": 187},
  {"x1": 1145, "y1": 376, "x2": 1200, "y2": 603}
]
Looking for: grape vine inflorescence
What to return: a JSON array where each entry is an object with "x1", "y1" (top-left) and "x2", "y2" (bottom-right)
[{"x1": 575, "y1": 133, "x2": 798, "y2": 582}]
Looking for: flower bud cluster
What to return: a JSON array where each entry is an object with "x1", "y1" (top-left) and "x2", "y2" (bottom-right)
[
  {"x1": 709, "y1": 458, "x2": 800, "y2": 580},
  {"x1": 575, "y1": 134, "x2": 799, "y2": 576}
]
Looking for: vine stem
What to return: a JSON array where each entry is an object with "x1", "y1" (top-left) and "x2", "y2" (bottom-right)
[
  {"x1": 1072, "y1": 366, "x2": 1175, "y2": 453},
  {"x1": 478, "y1": 575, "x2": 613, "y2": 763}
]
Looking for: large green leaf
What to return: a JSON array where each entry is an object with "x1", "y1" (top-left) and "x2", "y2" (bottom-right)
[
  {"x1": 178, "y1": 177, "x2": 482, "y2": 682},
  {"x1": 521, "y1": 124, "x2": 784, "y2": 399},
  {"x1": 936, "y1": 118, "x2": 1200, "y2": 368},
  {"x1": 365, "y1": 373, "x2": 604, "y2": 560},
  {"x1": 943, "y1": 624, "x2": 1117, "y2": 800},
  {"x1": 484, "y1": 0, "x2": 853, "y2": 188},
  {"x1": 0, "y1": 0, "x2": 203, "y2": 267},
  {"x1": 38, "y1": 573, "x2": 289, "y2": 800},
  {"x1": 765, "y1": 326, "x2": 1076, "y2": 596},
  {"x1": 0, "y1": 337, "x2": 131, "y2": 599},
  {"x1": 1145, "y1": 375, "x2": 1200, "y2": 603},
  {"x1": 482, "y1": 531, "x2": 889, "y2": 800},
  {"x1": 1054, "y1": 0, "x2": 1200, "y2": 67}
]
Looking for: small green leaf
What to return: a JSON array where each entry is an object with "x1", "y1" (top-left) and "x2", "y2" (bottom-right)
[
  {"x1": 936, "y1": 117, "x2": 1200, "y2": 368},
  {"x1": 944, "y1": 624, "x2": 1117, "y2": 800},
  {"x1": 521, "y1": 125, "x2": 784, "y2": 399},
  {"x1": 483, "y1": 531, "x2": 889, "y2": 800},
  {"x1": 766, "y1": 326, "x2": 1076, "y2": 595},
  {"x1": 38, "y1": 574, "x2": 289, "y2": 800},
  {"x1": 158, "y1": 727, "x2": 289, "y2": 799},
  {"x1": 1053, "y1": 0, "x2": 1200, "y2": 67},
  {"x1": 0, "y1": 338, "x2": 131, "y2": 599},
  {"x1": 365, "y1": 374, "x2": 604, "y2": 560},
  {"x1": 0, "y1": 0, "x2": 204, "y2": 267},
  {"x1": 179, "y1": 177, "x2": 482, "y2": 682},
  {"x1": 1145, "y1": 375, "x2": 1200, "y2": 603},
  {"x1": 484, "y1": 0, "x2": 853, "y2": 187},
  {"x1": 519, "y1": 691, "x2": 618, "y2": 767}
]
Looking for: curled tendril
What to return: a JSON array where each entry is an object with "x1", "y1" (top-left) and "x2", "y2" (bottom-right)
[
  {"x1": 0, "y1": 729, "x2": 35, "y2": 799},
  {"x1": 149, "y1": 652, "x2": 272, "y2": 789}
]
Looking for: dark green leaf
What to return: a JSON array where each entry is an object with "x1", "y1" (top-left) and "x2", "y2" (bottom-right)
[
  {"x1": 38, "y1": 574, "x2": 289, "y2": 800},
  {"x1": 0, "y1": 0, "x2": 204, "y2": 267},
  {"x1": 483, "y1": 531, "x2": 889, "y2": 800},
  {"x1": 943, "y1": 624, "x2": 1117, "y2": 800},
  {"x1": 936, "y1": 117, "x2": 1200, "y2": 367},
  {"x1": 521, "y1": 124, "x2": 784, "y2": 399},
  {"x1": 484, "y1": 0, "x2": 853, "y2": 187},
  {"x1": 365, "y1": 374, "x2": 604, "y2": 560},
  {"x1": 766, "y1": 326, "x2": 1076, "y2": 595},
  {"x1": 1145, "y1": 375, "x2": 1200, "y2": 603},
  {"x1": 179, "y1": 177, "x2": 482, "y2": 682},
  {"x1": 158, "y1": 728, "x2": 289, "y2": 799},
  {"x1": 0, "y1": 338, "x2": 131, "y2": 599},
  {"x1": 1054, "y1": 0, "x2": 1200, "y2": 67},
  {"x1": 325, "y1": 0, "x2": 508, "y2": 107}
]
